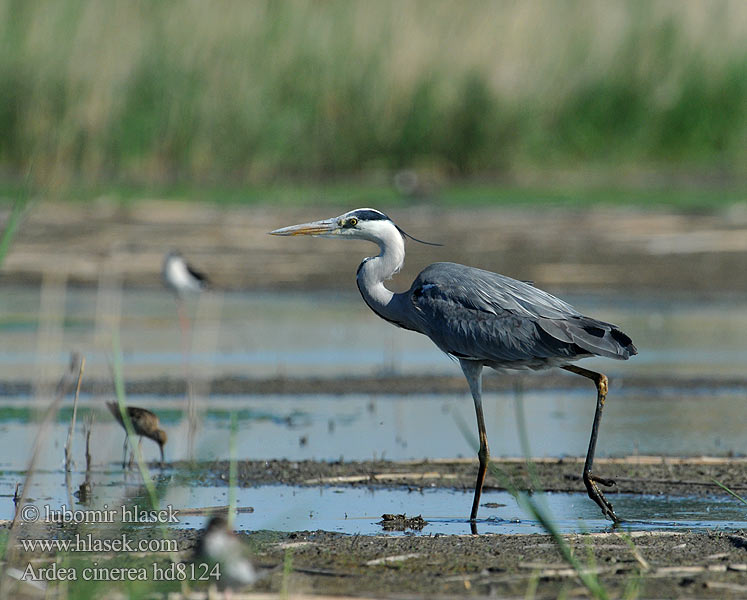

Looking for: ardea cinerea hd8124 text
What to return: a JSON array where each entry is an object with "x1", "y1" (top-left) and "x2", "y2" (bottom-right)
[{"x1": 270, "y1": 208, "x2": 637, "y2": 526}]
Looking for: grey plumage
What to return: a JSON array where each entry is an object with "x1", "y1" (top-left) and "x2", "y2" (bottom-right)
[
  {"x1": 270, "y1": 208, "x2": 637, "y2": 527},
  {"x1": 404, "y1": 262, "x2": 635, "y2": 368}
]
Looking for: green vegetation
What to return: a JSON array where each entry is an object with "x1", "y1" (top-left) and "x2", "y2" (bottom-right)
[{"x1": 0, "y1": 0, "x2": 745, "y2": 190}]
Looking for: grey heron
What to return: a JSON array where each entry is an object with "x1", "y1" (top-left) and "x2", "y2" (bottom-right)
[{"x1": 270, "y1": 208, "x2": 637, "y2": 525}]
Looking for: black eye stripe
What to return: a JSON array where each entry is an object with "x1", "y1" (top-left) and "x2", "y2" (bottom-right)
[{"x1": 348, "y1": 209, "x2": 389, "y2": 222}]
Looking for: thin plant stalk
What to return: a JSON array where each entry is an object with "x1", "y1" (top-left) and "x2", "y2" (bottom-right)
[
  {"x1": 64, "y1": 357, "x2": 85, "y2": 509},
  {"x1": 228, "y1": 411, "x2": 239, "y2": 529},
  {"x1": 712, "y1": 478, "x2": 747, "y2": 506},
  {"x1": 112, "y1": 331, "x2": 159, "y2": 506},
  {"x1": 64, "y1": 357, "x2": 86, "y2": 471},
  {"x1": 0, "y1": 167, "x2": 32, "y2": 269},
  {"x1": 174, "y1": 295, "x2": 198, "y2": 459},
  {"x1": 0, "y1": 198, "x2": 27, "y2": 268},
  {"x1": 111, "y1": 331, "x2": 179, "y2": 565}
]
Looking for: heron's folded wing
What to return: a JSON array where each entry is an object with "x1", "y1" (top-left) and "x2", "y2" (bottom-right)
[{"x1": 409, "y1": 263, "x2": 635, "y2": 362}]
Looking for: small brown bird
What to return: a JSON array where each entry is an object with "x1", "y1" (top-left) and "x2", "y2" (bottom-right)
[{"x1": 106, "y1": 402, "x2": 167, "y2": 467}]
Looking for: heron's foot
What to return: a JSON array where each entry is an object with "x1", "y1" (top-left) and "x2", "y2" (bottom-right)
[
  {"x1": 583, "y1": 472, "x2": 620, "y2": 522},
  {"x1": 591, "y1": 474, "x2": 616, "y2": 487}
]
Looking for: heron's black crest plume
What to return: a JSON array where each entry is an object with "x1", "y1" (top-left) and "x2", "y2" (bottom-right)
[
  {"x1": 395, "y1": 225, "x2": 443, "y2": 247},
  {"x1": 348, "y1": 208, "x2": 443, "y2": 246}
]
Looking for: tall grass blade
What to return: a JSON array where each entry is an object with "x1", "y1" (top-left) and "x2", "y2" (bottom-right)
[{"x1": 712, "y1": 478, "x2": 747, "y2": 506}]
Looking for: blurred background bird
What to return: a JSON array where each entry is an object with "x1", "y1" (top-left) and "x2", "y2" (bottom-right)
[
  {"x1": 194, "y1": 516, "x2": 259, "y2": 592},
  {"x1": 162, "y1": 250, "x2": 210, "y2": 296},
  {"x1": 106, "y1": 402, "x2": 167, "y2": 468}
]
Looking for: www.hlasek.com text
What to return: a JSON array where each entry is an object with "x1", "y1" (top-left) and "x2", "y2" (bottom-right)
[{"x1": 20, "y1": 533, "x2": 178, "y2": 554}]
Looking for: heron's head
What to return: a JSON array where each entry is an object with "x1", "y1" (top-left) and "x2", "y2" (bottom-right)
[{"x1": 269, "y1": 208, "x2": 440, "y2": 246}]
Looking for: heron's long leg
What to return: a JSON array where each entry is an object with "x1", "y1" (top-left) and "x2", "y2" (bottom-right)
[
  {"x1": 460, "y1": 360, "x2": 489, "y2": 528},
  {"x1": 121, "y1": 435, "x2": 128, "y2": 469},
  {"x1": 562, "y1": 364, "x2": 619, "y2": 522}
]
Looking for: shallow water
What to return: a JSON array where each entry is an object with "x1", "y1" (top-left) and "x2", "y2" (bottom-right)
[
  {"x1": 4, "y1": 469, "x2": 746, "y2": 535},
  {"x1": 0, "y1": 388, "x2": 745, "y2": 473},
  {"x1": 1, "y1": 286, "x2": 745, "y2": 535}
]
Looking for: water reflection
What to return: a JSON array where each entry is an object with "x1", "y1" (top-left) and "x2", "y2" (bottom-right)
[{"x1": 4, "y1": 472, "x2": 745, "y2": 535}]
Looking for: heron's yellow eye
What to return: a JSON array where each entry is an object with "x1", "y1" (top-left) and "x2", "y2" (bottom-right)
[{"x1": 348, "y1": 217, "x2": 358, "y2": 227}]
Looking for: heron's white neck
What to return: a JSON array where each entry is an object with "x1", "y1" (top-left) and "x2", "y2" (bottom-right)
[{"x1": 356, "y1": 222, "x2": 406, "y2": 323}]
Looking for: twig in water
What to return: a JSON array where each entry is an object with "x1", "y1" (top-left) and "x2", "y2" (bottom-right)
[
  {"x1": 12, "y1": 483, "x2": 21, "y2": 515},
  {"x1": 83, "y1": 413, "x2": 94, "y2": 476},
  {"x1": 76, "y1": 412, "x2": 95, "y2": 504}
]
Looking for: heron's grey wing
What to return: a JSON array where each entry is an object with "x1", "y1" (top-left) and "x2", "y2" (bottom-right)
[{"x1": 407, "y1": 263, "x2": 635, "y2": 363}]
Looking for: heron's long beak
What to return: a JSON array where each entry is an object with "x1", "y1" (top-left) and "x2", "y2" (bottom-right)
[{"x1": 269, "y1": 218, "x2": 338, "y2": 237}]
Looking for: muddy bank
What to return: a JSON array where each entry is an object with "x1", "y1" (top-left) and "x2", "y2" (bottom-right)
[
  {"x1": 3, "y1": 202, "x2": 747, "y2": 293},
  {"x1": 246, "y1": 529, "x2": 747, "y2": 599},
  {"x1": 4, "y1": 522, "x2": 746, "y2": 598},
  {"x1": 2, "y1": 372, "x2": 745, "y2": 397},
  {"x1": 173, "y1": 457, "x2": 747, "y2": 498}
]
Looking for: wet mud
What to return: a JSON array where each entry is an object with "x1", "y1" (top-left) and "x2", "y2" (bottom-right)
[
  {"x1": 5, "y1": 521, "x2": 746, "y2": 598},
  {"x1": 4, "y1": 202, "x2": 747, "y2": 294},
  {"x1": 175, "y1": 457, "x2": 747, "y2": 499},
  {"x1": 245, "y1": 529, "x2": 747, "y2": 598},
  {"x1": 2, "y1": 372, "x2": 746, "y2": 397}
]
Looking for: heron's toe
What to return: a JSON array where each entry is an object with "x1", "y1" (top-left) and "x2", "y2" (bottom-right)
[
  {"x1": 583, "y1": 474, "x2": 619, "y2": 522},
  {"x1": 591, "y1": 474, "x2": 616, "y2": 487}
]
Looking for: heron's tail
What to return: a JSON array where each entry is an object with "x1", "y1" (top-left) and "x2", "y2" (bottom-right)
[{"x1": 539, "y1": 317, "x2": 637, "y2": 360}]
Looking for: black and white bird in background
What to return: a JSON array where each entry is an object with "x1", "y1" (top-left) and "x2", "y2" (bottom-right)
[
  {"x1": 161, "y1": 249, "x2": 211, "y2": 349},
  {"x1": 162, "y1": 250, "x2": 210, "y2": 295},
  {"x1": 271, "y1": 208, "x2": 637, "y2": 532}
]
